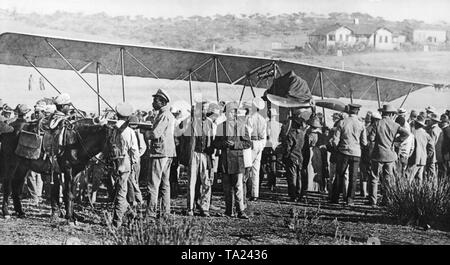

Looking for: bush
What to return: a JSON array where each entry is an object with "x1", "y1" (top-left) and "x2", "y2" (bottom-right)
[
  {"x1": 104, "y1": 213, "x2": 208, "y2": 245},
  {"x1": 384, "y1": 174, "x2": 450, "y2": 227},
  {"x1": 287, "y1": 205, "x2": 327, "y2": 245}
]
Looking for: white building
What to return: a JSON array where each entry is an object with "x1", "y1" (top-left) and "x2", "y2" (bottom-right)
[
  {"x1": 308, "y1": 24, "x2": 354, "y2": 47},
  {"x1": 413, "y1": 28, "x2": 447, "y2": 44},
  {"x1": 309, "y1": 21, "x2": 395, "y2": 50}
]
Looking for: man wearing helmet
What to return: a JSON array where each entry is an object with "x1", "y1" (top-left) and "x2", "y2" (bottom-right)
[{"x1": 50, "y1": 93, "x2": 72, "y2": 130}]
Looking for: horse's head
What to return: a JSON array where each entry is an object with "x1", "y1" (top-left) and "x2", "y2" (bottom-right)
[{"x1": 71, "y1": 118, "x2": 110, "y2": 162}]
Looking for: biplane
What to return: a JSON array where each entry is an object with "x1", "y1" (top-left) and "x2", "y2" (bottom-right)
[
  {"x1": 0, "y1": 32, "x2": 436, "y2": 221},
  {"x1": 0, "y1": 32, "x2": 432, "y2": 123}
]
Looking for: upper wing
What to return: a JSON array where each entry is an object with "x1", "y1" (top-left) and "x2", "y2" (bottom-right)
[{"x1": 0, "y1": 32, "x2": 432, "y2": 102}]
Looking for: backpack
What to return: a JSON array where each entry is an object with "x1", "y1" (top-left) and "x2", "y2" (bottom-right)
[{"x1": 105, "y1": 121, "x2": 129, "y2": 175}]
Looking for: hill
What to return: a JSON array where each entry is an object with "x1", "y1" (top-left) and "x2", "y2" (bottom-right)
[
  {"x1": 1, "y1": 9, "x2": 449, "y2": 54},
  {"x1": 0, "y1": 9, "x2": 448, "y2": 115}
]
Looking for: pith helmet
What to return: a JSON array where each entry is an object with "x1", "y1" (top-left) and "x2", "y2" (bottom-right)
[
  {"x1": 379, "y1": 104, "x2": 397, "y2": 114},
  {"x1": 116, "y1": 102, "x2": 133, "y2": 117},
  {"x1": 53, "y1": 93, "x2": 71, "y2": 105},
  {"x1": 252, "y1": 97, "x2": 266, "y2": 110}
]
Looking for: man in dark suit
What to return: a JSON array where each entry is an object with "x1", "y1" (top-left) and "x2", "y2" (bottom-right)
[{"x1": 213, "y1": 102, "x2": 251, "y2": 219}]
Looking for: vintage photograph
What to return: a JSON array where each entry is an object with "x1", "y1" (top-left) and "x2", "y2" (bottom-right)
[{"x1": 0, "y1": 0, "x2": 449, "y2": 247}]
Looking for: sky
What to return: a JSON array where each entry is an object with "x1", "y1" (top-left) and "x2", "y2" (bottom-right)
[{"x1": 0, "y1": 0, "x2": 449, "y2": 23}]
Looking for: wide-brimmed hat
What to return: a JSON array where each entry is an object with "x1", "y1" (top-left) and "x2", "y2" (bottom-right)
[
  {"x1": 53, "y1": 93, "x2": 71, "y2": 105},
  {"x1": 116, "y1": 102, "x2": 133, "y2": 117},
  {"x1": 415, "y1": 115, "x2": 427, "y2": 127},
  {"x1": 398, "y1": 108, "x2": 407, "y2": 115},
  {"x1": 425, "y1": 106, "x2": 436, "y2": 114},
  {"x1": 379, "y1": 104, "x2": 397, "y2": 114},
  {"x1": 15, "y1": 104, "x2": 31, "y2": 116},
  {"x1": 207, "y1": 102, "x2": 220, "y2": 115},
  {"x1": 252, "y1": 97, "x2": 266, "y2": 110},
  {"x1": 152, "y1": 88, "x2": 170, "y2": 103},
  {"x1": 225, "y1": 101, "x2": 239, "y2": 113},
  {"x1": 429, "y1": 113, "x2": 440, "y2": 123}
]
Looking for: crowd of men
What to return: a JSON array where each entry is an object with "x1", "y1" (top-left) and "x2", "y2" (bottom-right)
[{"x1": 0, "y1": 89, "x2": 449, "y2": 228}]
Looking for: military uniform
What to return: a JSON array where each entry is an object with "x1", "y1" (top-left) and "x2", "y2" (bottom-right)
[{"x1": 146, "y1": 89, "x2": 176, "y2": 217}]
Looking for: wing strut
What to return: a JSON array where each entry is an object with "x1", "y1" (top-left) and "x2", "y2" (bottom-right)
[
  {"x1": 125, "y1": 49, "x2": 159, "y2": 79},
  {"x1": 399, "y1": 85, "x2": 414, "y2": 109},
  {"x1": 217, "y1": 58, "x2": 233, "y2": 84},
  {"x1": 96, "y1": 62, "x2": 101, "y2": 116},
  {"x1": 318, "y1": 69, "x2": 326, "y2": 126},
  {"x1": 44, "y1": 38, "x2": 116, "y2": 112},
  {"x1": 180, "y1": 57, "x2": 214, "y2": 81},
  {"x1": 375, "y1": 78, "x2": 381, "y2": 109},
  {"x1": 214, "y1": 57, "x2": 220, "y2": 102},
  {"x1": 23, "y1": 55, "x2": 85, "y2": 118},
  {"x1": 120, "y1": 48, "x2": 125, "y2": 102}
]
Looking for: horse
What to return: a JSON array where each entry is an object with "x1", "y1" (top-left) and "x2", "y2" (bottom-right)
[{"x1": 1, "y1": 118, "x2": 113, "y2": 223}]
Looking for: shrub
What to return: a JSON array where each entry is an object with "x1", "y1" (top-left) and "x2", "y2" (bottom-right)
[
  {"x1": 287, "y1": 205, "x2": 327, "y2": 245},
  {"x1": 104, "y1": 212, "x2": 208, "y2": 245},
  {"x1": 384, "y1": 174, "x2": 450, "y2": 227}
]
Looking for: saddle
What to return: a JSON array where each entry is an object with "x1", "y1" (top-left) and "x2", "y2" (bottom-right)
[{"x1": 14, "y1": 116, "x2": 75, "y2": 162}]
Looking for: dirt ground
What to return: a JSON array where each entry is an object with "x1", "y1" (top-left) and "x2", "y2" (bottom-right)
[{"x1": 1, "y1": 177, "x2": 450, "y2": 245}]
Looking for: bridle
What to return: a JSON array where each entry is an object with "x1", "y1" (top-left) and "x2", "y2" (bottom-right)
[{"x1": 74, "y1": 127, "x2": 110, "y2": 168}]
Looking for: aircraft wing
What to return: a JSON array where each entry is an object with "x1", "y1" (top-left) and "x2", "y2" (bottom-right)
[{"x1": 0, "y1": 32, "x2": 432, "y2": 102}]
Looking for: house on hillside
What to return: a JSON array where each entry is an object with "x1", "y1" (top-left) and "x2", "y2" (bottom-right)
[
  {"x1": 345, "y1": 20, "x2": 394, "y2": 50},
  {"x1": 413, "y1": 27, "x2": 447, "y2": 44},
  {"x1": 308, "y1": 19, "x2": 395, "y2": 50},
  {"x1": 308, "y1": 24, "x2": 354, "y2": 47}
]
